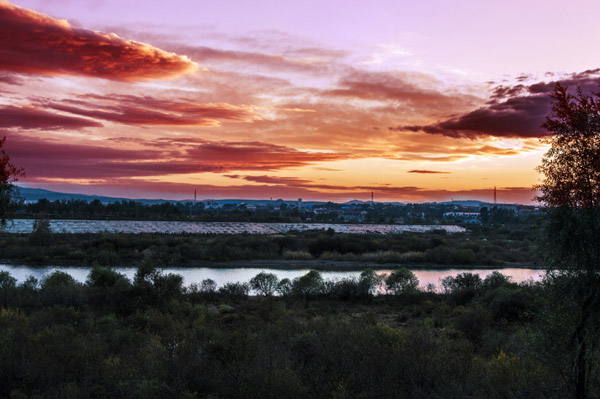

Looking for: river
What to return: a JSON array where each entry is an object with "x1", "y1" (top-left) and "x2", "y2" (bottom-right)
[
  {"x1": 1, "y1": 219, "x2": 465, "y2": 234},
  {"x1": 0, "y1": 264, "x2": 544, "y2": 292}
]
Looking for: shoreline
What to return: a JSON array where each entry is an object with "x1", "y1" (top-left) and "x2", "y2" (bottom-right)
[{"x1": 0, "y1": 258, "x2": 545, "y2": 271}]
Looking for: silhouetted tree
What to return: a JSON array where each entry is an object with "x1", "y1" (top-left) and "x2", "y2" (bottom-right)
[
  {"x1": 250, "y1": 272, "x2": 279, "y2": 296},
  {"x1": 0, "y1": 137, "x2": 24, "y2": 226},
  {"x1": 537, "y1": 83, "x2": 600, "y2": 399}
]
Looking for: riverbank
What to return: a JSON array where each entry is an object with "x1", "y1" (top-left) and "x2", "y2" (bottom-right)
[{"x1": 0, "y1": 258, "x2": 545, "y2": 271}]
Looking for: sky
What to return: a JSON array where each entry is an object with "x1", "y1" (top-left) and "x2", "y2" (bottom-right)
[{"x1": 1, "y1": 0, "x2": 600, "y2": 204}]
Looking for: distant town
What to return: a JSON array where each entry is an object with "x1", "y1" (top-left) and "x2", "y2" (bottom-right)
[{"x1": 16, "y1": 187, "x2": 540, "y2": 225}]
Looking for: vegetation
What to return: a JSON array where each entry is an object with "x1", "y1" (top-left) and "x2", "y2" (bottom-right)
[
  {"x1": 536, "y1": 83, "x2": 600, "y2": 399},
  {"x1": 0, "y1": 226, "x2": 544, "y2": 267},
  {"x1": 0, "y1": 136, "x2": 24, "y2": 226},
  {"x1": 0, "y1": 267, "x2": 597, "y2": 398}
]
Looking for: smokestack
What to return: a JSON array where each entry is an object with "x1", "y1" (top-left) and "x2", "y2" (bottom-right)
[{"x1": 494, "y1": 186, "x2": 497, "y2": 204}]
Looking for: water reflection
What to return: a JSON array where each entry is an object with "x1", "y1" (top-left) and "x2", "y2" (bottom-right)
[{"x1": 0, "y1": 264, "x2": 544, "y2": 292}]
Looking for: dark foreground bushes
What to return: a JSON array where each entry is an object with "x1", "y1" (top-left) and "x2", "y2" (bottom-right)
[{"x1": 0, "y1": 267, "x2": 597, "y2": 398}]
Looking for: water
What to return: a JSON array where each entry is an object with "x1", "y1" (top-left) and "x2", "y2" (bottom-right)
[
  {"x1": 0, "y1": 264, "x2": 544, "y2": 292},
  {"x1": 1, "y1": 219, "x2": 466, "y2": 235}
]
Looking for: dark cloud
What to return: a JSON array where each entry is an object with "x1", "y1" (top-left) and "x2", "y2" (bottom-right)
[
  {"x1": 0, "y1": 105, "x2": 103, "y2": 130},
  {"x1": 0, "y1": 2, "x2": 195, "y2": 81},
  {"x1": 391, "y1": 71, "x2": 600, "y2": 139}
]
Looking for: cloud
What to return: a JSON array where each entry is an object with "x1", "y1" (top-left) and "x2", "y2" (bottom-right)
[
  {"x1": 216, "y1": 174, "x2": 539, "y2": 203},
  {"x1": 6, "y1": 134, "x2": 349, "y2": 180},
  {"x1": 173, "y1": 45, "x2": 337, "y2": 74},
  {"x1": 408, "y1": 170, "x2": 450, "y2": 174},
  {"x1": 393, "y1": 70, "x2": 600, "y2": 139},
  {"x1": 324, "y1": 70, "x2": 478, "y2": 113},
  {"x1": 0, "y1": 1, "x2": 196, "y2": 81},
  {"x1": 0, "y1": 105, "x2": 103, "y2": 130},
  {"x1": 41, "y1": 94, "x2": 259, "y2": 126},
  {"x1": 0, "y1": 73, "x2": 22, "y2": 85}
]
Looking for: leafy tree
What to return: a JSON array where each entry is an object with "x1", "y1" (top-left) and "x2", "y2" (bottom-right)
[
  {"x1": 536, "y1": 83, "x2": 600, "y2": 399},
  {"x1": 250, "y1": 272, "x2": 279, "y2": 296},
  {"x1": 0, "y1": 136, "x2": 24, "y2": 226},
  {"x1": 200, "y1": 278, "x2": 217, "y2": 293},
  {"x1": 291, "y1": 270, "x2": 324, "y2": 297},
  {"x1": 358, "y1": 269, "x2": 383, "y2": 297},
  {"x1": 385, "y1": 268, "x2": 419, "y2": 295}
]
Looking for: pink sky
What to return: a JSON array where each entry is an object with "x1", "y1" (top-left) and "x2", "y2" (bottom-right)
[{"x1": 2, "y1": 0, "x2": 599, "y2": 203}]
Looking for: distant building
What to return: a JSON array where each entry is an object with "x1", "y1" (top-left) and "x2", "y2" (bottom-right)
[{"x1": 443, "y1": 211, "x2": 480, "y2": 223}]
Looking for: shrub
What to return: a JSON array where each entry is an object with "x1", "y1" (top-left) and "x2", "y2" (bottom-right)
[
  {"x1": 218, "y1": 282, "x2": 250, "y2": 297},
  {"x1": 385, "y1": 268, "x2": 419, "y2": 295}
]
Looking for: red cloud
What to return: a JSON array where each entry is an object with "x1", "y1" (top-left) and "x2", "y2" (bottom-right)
[
  {"x1": 0, "y1": 1, "x2": 195, "y2": 81},
  {"x1": 41, "y1": 94, "x2": 258, "y2": 126},
  {"x1": 6, "y1": 134, "x2": 349, "y2": 180},
  {"x1": 0, "y1": 105, "x2": 103, "y2": 130}
]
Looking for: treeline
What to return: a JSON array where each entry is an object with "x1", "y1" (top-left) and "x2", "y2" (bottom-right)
[
  {"x1": 19, "y1": 199, "x2": 188, "y2": 220},
  {"x1": 0, "y1": 226, "x2": 543, "y2": 266},
  {"x1": 0, "y1": 266, "x2": 596, "y2": 398}
]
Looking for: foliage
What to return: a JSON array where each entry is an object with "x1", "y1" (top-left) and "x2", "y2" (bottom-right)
[
  {"x1": 385, "y1": 268, "x2": 419, "y2": 295},
  {"x1": 28, "y1": 218, "x2": 52, "y2": 246},
  {"x1": 0, "y1": 136, "x2": 24, "y2": 226},
  {"x1": 0, "y1": 268, "x2": 586, "y2": 398},
  {"x1": 0, "y1": 227, "x2": 544, "y2": 267},
  {"x1": 536, "y1": 83, "x2": 600, "y2": 399},
  {"x1": 249, "y1": 272, "x2": 279, "y2": 296}
]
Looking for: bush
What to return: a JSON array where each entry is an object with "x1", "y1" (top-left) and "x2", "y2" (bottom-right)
[
  {"x1": 218, "y1": 282, "x2": 250, "y2": 297},
  {"x1": 385, "y1": 268, "x2": 419, "y2": 295}
]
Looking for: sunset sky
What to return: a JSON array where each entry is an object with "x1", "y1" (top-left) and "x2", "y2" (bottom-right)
[{"x1": 2, "y1": 0, "x2": 600, "y2": 204}]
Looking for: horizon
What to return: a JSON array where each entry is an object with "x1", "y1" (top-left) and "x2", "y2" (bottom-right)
[
  {"x1": 2, "y1": 1, "x2": 598, "y2": 204},
  {"x1": 17, "y1": 185, "x2": 532, "y2": 206}
]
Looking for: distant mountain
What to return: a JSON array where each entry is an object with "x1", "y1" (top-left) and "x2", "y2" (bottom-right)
[
  {"x1": 15, "y1": 187, "x2": 329, "y2": 206},
  {"x1": 17, "y1": 187, "x2": 174, "y2": 205}
]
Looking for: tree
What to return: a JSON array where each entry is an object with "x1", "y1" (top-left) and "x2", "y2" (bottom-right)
[
  {"x1": 250, "y1": 272, "x2": 279, "y2": 296},
  {"x1": 0, "y1": 137, "x2": 24, "y2": 226},
  {"x1": 385, "y1": 268, "x2": 419, "y2": 295},
  {"x1": 536, "y1": 83, "x2": 600, "y2": 399}
]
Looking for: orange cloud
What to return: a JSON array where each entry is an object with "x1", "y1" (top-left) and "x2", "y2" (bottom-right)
[
  {"x1": 408, "y1": 170, "x2": 450, "y2": 174},
  {"x1": 0, "y1": 1, "x2": 196, "y2": 81}
]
